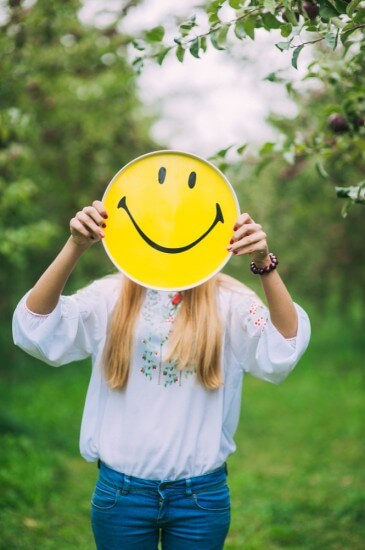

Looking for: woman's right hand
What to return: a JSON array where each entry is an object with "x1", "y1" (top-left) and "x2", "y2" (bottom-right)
[{"x1": 70, "y1": 200, "x2": 108, "y2": 248}]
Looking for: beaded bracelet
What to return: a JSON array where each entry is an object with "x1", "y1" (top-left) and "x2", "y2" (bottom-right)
[{"x1": 250, "y1": 253, "x2": 279, "y2": 275}]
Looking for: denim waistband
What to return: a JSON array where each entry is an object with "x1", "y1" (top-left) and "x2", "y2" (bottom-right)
[{"x1": 97, "y1": 461, "x2": 228, "y2": 497}]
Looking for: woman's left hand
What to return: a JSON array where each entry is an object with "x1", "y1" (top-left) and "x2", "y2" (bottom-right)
[{"x1": 227, "y1": 213, "x2": 270, "y2": 267}]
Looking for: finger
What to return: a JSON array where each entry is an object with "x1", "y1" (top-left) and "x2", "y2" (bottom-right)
[
  {"x1": 231, "y1": 240, "x2": 268, "y2": 256},
  {"x1": 232, "y1": 222, "x2": 262, "y2": 242},
  {"x1": 92, "y1": 200, "x2": 108, "y2": 219},
  {"x1": 233, "y1": 212, "x2": 254, "y2": 230},
  {"x1": 229, "y1": 231, "x2": 267, "y2": 253},
  {"x1": 82, "y1": 206, "x2": 106, "y2": 227},
  {"x1": 76, "y1": 211, "x2": 105, "y2": 238},
  {"x1": 70, "y1": 218, "x2": 95, "y2": 240}
]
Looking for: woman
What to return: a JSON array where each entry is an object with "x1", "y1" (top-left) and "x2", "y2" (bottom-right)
[{"x1": 12, "y1": 199, "x2": 310, "y2": 549}]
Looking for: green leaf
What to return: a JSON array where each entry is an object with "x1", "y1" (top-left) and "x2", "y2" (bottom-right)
[
  {"x1": 259, "y1": 142, "x2": 275, "y2": 155},
  {"x1": 325, "y1": 30, "x2": 338, "y2": 50},
  {"x1": 234, "y1": 19, "x2": 246, "y2": 39},
  {"x1": 334, "y1": 0, "x2": 350, "y2": 14},
  {"x1": 264, "y1": 72, "x2": 285, "y2": 83},
  {"x1": 208, "y1": 12, "x2": 221, "y2": 28},
  {"x1": 291, "y1": 44, "x2": 304, "y2": 69},
  {"x1": 285, "y1": 81, "x2": 294, "y2": 95},
  {"x1": 145, "y1": 25, "x2": 165, "y2": 43},
  {"x1": 285, "y1": 9, "x2": 299, "y2": 26},
  {"x1": 275, "y1": 41, "x2": 291, "y2": 51},
  {"x1": 319, "y1": 1, "x2": 339, "y2": 19},
  {"x1": 211, "y1": 26, "x2": 228, "y2": 49},
  {"x1": 207, "y1": 1, "x2": 223, "y2": 15},
  {"x1": 336, "y1": 183, "x2": 365, "y2": 202},
  {"x1": 264, "y1": 0, "x2": 276, "y2": 13},
  {"x1": 156, "y1": 47, "x2": 170, "y2": 65},
  {"x1": 280, "y1": 23, "x2": 292, "y2": 37},
  {"x1": 176, "y1": 44, "x2": 185, "y2": 62},
  {"x1": 229, "y1": 0, "x2": 242, "y2": 8},
  {"x1": 189, "y1": 37, "x2": 200, "y2": 58},
  {"x1": 200, "y1": 35, "x2": 207, "y2": 52},
  {"x1": 132, "y1": 39, "x2": 146, "y2": 51},
  {"x1": 315, "y1": 160, "x2": 329, "y2": 179},
  {"x1": 216, "y1": 144, "x2": 234, "y2": 158},
  {"x1": 237, "y1": 143, "x2": 247, "y2": 154},
  {"x1": 244, "y1": 15, "x2": 257, "y2": 40},
  {"x1": 346, "y1": 0, "x2": 361, "y2": 17},
  {"x1": 262, "y1": 13, "x2": 281, "y2": 30},
  {"x1": 179, "y1": 16, "x2": 197, "y2": 37},
  {"x1": 340, "y1": 200, "x2": 351, "y2": 218},
  {"x1": 132, "y1": 56, "x2": 144, "y2": 74},
  {"x1": 218, "y1": 25, "x2": 229, "y2": 44},
  {"x1": 179, "y1": 16, "x2": 196, "y2": 38},
  {"x1": 340, "y1": 23, "x2": 360, "y2": 43}
]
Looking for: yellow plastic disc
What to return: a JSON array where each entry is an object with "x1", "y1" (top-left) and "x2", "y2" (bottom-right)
[{"x1": 102, "y1": 150, "x2": 240, "y2": 290}]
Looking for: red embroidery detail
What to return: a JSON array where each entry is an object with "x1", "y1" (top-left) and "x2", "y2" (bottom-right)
[{"x1": 171, "y1": 292, "x2": 182, "y2": 306}]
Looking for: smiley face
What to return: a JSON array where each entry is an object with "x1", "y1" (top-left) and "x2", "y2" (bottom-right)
[{"x1": 102, "y1": 150, "x2": 240, "y2": 290}]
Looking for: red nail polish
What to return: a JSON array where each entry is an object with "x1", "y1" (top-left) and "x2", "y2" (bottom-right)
[
  {"x1": 230, "y1": 239, "x2": 234, "y2": 245},
  {"x1": 233, "y1": 250, "x2": 238, "y2": 255},
  {"x1": 103, "y1": 213, "x2": 108, "y2": 219},
  {"x1": 102, "y1": 223, "x2": 107, "y2": 228},
  {"x1": 233, "y1": 224, "x2": 238, "y2": 230}
]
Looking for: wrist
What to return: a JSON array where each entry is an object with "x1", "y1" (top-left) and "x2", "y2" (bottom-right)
[
  {"x1": 250, "y1": 253, "x2": 278, "y2": 275},
  {"x1": 251, "y1": 253, "x2": 271, "y2": 269},
  {"x1": 67, "y1": 236, "x2": 92, "y2": 254}
]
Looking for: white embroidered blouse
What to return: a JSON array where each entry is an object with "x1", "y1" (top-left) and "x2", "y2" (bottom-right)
[{"x1": 12, "y1": 274, "x2": 310, "y2": 481}]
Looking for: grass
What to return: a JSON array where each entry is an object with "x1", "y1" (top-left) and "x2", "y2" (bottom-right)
[{"x1": 0, "y1": 306, "x2": 364, "y2": 549}]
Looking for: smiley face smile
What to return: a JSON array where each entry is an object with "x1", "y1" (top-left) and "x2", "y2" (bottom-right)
[{"x1": 118, "y1": 195, "x2": 224, "y2": 254}]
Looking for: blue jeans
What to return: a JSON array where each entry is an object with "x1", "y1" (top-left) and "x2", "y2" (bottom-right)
[{"x1": 90, "y1": 461, "x2": 231, "y2": 549}]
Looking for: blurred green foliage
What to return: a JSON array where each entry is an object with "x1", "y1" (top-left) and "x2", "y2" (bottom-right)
[
  {"x1": 0, "y1": 0, "x2": 153, "y2": 326},
  {"x1": 1, "y1": 308, "x2": 364, "y2": 548}
]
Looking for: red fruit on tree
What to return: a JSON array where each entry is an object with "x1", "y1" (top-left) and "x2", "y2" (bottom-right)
[
  {"x1": 328, "y1": 114, "x2": 349, "y2": 133},
  {"x1": 303, "y1": 1, "x2": 319, "y2": 20}
]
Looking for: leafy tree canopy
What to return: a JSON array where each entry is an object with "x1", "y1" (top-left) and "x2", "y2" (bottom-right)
[
  {"x1": 0, "y1": 0, "x2": 153, "y2": 318},
  {"x1": 129, "y1": 0, "x2": 365, "y2": 211}
]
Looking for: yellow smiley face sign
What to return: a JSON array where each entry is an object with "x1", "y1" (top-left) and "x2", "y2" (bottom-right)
[{"x1": 102, "y1": 150, "x2": 240, "y2": 290}]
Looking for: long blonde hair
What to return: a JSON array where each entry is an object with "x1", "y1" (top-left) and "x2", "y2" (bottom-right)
[{"x1": 104, "y1": 275, "x2": 224, "y2": 390}]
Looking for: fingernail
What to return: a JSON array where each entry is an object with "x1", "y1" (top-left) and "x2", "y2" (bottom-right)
[
  {"x1": 233, "y1": 250, "x2": 238, "y2": 255},
  {"x1": 102, "y1": 223, "x2": 107, "y2": 228},
  {"x1": 99, "y1": 231, "x2": 105, "y2": 238},
  {"x1": 233, "y1": 224, "x2": 238, "y2": 231},
  {"x1": 230, "y1": 239, "x2": 234, "y2": 245},
  {"x1": 103, "y1": 213, "x2": 108, "y2": 219},
  {"x1": 227, "y1": 246, "x2": 232, "y2": 251}
]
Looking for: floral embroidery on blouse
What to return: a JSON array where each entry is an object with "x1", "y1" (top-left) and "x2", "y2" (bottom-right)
[
  {"x1": 246, "y1": 299, "x2": 268, "y2": 332},
  {"x1": 139, "y1": 290, "x2": 196, "y2": 387}
]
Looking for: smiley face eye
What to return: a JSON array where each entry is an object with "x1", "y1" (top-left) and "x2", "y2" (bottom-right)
[
  {"x1": 188, "y1": 171, "x2": 196, "y2": 189},
  {"x1": 158, "y1": 167, "x2": 166, "y2": 184}
]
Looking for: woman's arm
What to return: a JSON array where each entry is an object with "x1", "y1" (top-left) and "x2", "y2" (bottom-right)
[
  {"x1": 227, "y1": 213, "x2": 298, "y2": 339},
  {"x1": 26, "y1": 200, "x2": 107, "y2": 314}
]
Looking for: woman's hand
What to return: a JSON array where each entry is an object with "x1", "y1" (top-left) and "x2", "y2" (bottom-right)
[
  {"x1": 70, "y1": 200, "x2": 108, "y2": 248},
  {"x1": 227, "y1": 212, "x2": 270, "y2": 267}
]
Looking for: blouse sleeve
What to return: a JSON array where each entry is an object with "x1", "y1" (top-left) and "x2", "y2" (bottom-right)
[
  {"x1": 229, "y1": 290, "x2": 310, "y2": 384},
  {"x1": 12, "y1": 279, "x2": 113, "y2": 367}
]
